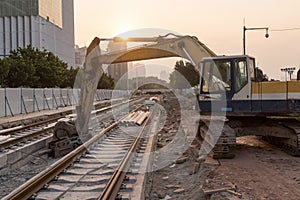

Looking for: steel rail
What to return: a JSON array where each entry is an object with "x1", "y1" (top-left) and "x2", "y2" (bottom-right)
[
  {"x1": 99, "y1": 107, "x2": 153, "y2": 200},
  {"x1": 2, "y1": 105, "x2": 143, "y2": 200},
  {"x1": 0, "y1": 126, "x2": 54, "y2": 149},
  {"x1": 94, "y1": 98, "x2": 142, "y2": 115},
  {"x1": 0, "y1": 98, "x2": 143, "y2": 150},
  {"x1": 0, "y1": 116, "x2": 62, "y2": 136},
  {"x1": 0, "y1": 98, "x2": 126, "y2": 136}
]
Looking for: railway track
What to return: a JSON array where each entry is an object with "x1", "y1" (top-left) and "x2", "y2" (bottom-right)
[
  {"x1": 0, "y1": 98, "x2": 125, "y2": 137},
  {"x1": 0, "y1": 115, "x2": 62, "y2": 151},
  {"x1": 0, "y1": 123, "x2": 55, "y2": 151},
  {"x1": 3, "y1": 103, "x2": 158, "y2": 200},
  {"x1": 0, "y1": 98, "x2": 140, "y2": 151}
]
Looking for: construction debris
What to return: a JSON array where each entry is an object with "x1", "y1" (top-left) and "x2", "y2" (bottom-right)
[
  {"x1": 120, "y1": 111, "x2": 149, "y2": 126},
  {"x1": 202, "y1": 186, "x2": 236, "y2": 196},
  {"x1": 226, "y1": 189, "x2": 242, "y2": 198}
]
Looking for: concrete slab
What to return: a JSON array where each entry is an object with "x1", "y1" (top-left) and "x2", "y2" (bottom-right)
[
  {"x1": 0, "y1": 135, "x2": 10, "y2": 142},
  {"x1": 0, "y1": 167, "x2": 9, "y2": 176},
  {"x1": 0, "y1": 154, "x2": 7, "y2": 168},
  {"x1": 48, "y1": 191, "x2": 104, "y2": 199},
  {"x1": 57, "y1": 175, "x2": 110, "y2": 183},
  {"x1": 66, "y1": 184, "x2": 105, "y2": 192},
  {"x1": 34, "y1": 191, "x2": 65, "y2": 200},
  {"x1": 6, "y1": 150, "x2": 22, "y2": 164},
  {"x1": 0, "y1": 135, "x2": 52, "y2": 175},
  {"x1": 72, "y1": 163, "x2": 107, "y2": 169}
]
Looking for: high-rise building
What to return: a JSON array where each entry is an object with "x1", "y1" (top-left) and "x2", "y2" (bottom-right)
[
  {"x1": 160, "y1": 70, "x2": 169, "y2": 81},
  {"x1": 0, "y1": 0, "x2": 75, "y2": 67},
  {"x1": 75, "y1": 45, "x2": 86, "y2": 68},
  {"x1": 133, "y1": 63, "x2": 146, "y2": 78},
  {"x1": 107, "y1": 41, "x2": 128, "y2": 81}
]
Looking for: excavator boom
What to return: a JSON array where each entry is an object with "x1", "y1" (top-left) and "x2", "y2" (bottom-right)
[
  {"x1": 98, "y1": 34, "x2": 216, "y2": 64},
  {"x1": 51, "y1": 33, "x2": 300, "y2": 159},
  {"x1": 77, "y1": 34, "x2": 216, "y2": 136}
]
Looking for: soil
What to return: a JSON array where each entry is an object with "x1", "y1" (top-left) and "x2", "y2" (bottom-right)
[
  {"x1": 206, "y1": 136, "x2": 300, "y2": 200},
  {"x1": 145, "y1": 92, "x2": 300, "y2": 200},
  {"x1": 145, "y1": 93, "x2": 207, "y2": 200},
  {"x1": 0, "y1": 155, "x2": 58, "y2": 199},
  {"x1": 146, "y1": 135, "x2": 300, "y2": 200}
]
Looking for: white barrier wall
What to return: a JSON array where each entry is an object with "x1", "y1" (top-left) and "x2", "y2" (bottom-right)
[{"x1": 0, "y1": 88, "x2": 128, "y2": 117}]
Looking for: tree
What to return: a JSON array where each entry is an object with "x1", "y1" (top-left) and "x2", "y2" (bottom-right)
[
  {"x1": 169, "y1": 60, "x2": 200, "y2": 89},
  {"x1": 255, "y1": 67, "x2": 268, "y2": 81},
  {"x1": 61, "y1": 67, "x2": 79, "y2": 88},
  {"x1": 0, "y1": 59, "x2": 10, "y2": 87},
  {"x1": 0, "y1": 45, "x2": 68, "y2": 88},
  {"x1": 34, "y1": 51, "x2": 68, "y2": 88},
  {"x1": 3, "y1": 47, "x2": 39, "y2": 87},
  {"x1": 97, "y1": 73, "x2": 115, "y2": 89}
]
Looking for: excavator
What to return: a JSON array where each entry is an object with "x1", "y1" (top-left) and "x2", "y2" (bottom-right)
[{"x1": 50, "y1": 33, "x2": 300, "y2": 158}]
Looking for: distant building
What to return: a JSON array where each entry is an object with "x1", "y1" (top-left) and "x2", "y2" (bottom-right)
[
  {"x1": 107, "y1": 41, "x2": 128, "y2": 81},
  {"x1": 75, "y1": 45, "x2": 86, "y2": 68},
  {"x1": 134, "y1": 63, "x2": 146, "y2": 78},
  {"x1": 160, "y1": 70, "x2": 169, "y2": 81},
  {"x1": 128, "y1": 63, "x2": 145, "y2": 79},
  {"x1": 130, "y1": 63, "x2": 145, "y2": 88},
  {"x1": 0, "y1": 0, "x2": 75, "y2": 67}
]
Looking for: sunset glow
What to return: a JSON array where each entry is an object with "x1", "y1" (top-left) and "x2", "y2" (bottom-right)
[{"x1": 74, "y1": 0, "x2": 300, "y2": 80}]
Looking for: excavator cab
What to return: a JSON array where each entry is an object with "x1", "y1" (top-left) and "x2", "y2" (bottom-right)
[
  {"x1": 199, "y1": 54, "x2": 300, "y2": 116},
  {"x1": 199, "y1": 55, "x2": 256, "y2": 115}
]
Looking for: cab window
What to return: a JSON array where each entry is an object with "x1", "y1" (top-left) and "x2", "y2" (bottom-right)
[
  {"x1": 235, "y1": 60, "x2": 248, "y2": 91},
  {"x1": 201, "y1": 60, "x2": 232, "y2": 93},
  {"x1": 249, "y1": 58, "x2": 255, "y2": 80}
]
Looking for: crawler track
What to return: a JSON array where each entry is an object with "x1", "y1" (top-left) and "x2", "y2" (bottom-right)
[
  {"x1": 262, "y1": 118, "x2": 300, "y2": 156},
  {"x1": 199, "y1": 116, "x2": 300, "y2": 158},
  {"x1": 227, "y1": 117, "x2": 300, "y2": 157}
]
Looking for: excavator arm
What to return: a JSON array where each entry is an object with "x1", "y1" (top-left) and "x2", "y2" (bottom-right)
[
  {"x1": 99, "y1": 34, "x2": 216, "y2": 65},
  {"x1": 76, "y1": 33, "x2": 217, "y2": 137}
]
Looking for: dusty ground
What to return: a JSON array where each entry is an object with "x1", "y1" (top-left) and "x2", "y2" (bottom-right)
[
  {"x1": 145, "y1": 93, "x2": 206, "y2": 200},
  {"x1": 146, "y1": 134, "x2": 300, "y2": 200},
  {"x1": 206, "y1": 136, "x2": 300, "y2": 200},
  {"x1": 145, "y1": 93, "x2": 300, "y2": 200},
  {"x1": 0, "y1": 155, "x2": 58, "y2": 199},
  {"x1": 146, "y1": 137, "x2": 206, "y2": 200}
]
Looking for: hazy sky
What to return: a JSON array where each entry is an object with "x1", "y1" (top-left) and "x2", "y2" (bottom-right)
[{"x1": 74, "y1": 0, "x2": 300, "y2": 80}]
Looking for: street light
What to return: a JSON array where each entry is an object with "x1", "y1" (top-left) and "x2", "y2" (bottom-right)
[
  {"x1": 281, "y1": 67, "x2": 295, "y2": 81},
  {"x1": 243, "y1": 26, "x2": 269, "y2": 55}
]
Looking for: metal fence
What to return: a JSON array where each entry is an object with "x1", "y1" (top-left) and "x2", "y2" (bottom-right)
[{"x1": 0, "y1": 88, "x2": 128, "y2": 117}]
